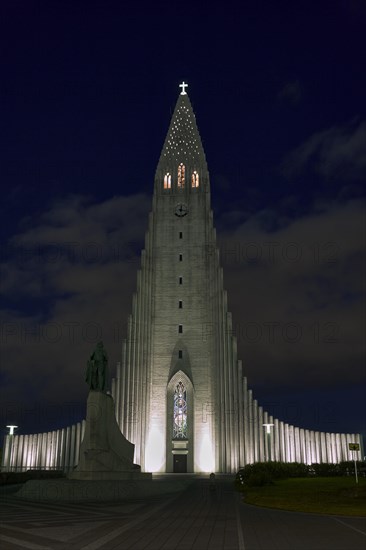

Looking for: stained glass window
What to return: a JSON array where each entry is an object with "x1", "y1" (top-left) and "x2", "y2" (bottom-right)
[
  {"x1": 191, "y1": 171, "x2": 199, "y2": 188},
  {"x1": 178, "y1": 163, "x2": 185, "y2": 188},
  {"x1": 173, "y1": 381, "x2": 187, "y2": 439},
  {"x1": 164, "y1": 173, "x2": 171, "y2": 189}
]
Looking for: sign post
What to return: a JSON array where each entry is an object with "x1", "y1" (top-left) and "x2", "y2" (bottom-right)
[{"x1": 348, "y1": 443, "x2": 360, "y2": 484}]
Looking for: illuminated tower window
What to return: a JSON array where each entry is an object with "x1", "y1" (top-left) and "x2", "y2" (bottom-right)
[
  {"x1": 191, "y1": 170, "x2": 199, "y2": 188},
  {"x1": 164, "y1": 173, "x2": 171, "y2": 189},
  {"x1": 178, "y1": 163, "x2": 185, "y2": 188},
  {"x1": 173, "y1": 381, "x2": 187, "y2": 439}
]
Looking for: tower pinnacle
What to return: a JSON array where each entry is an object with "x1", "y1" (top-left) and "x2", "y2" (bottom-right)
[
  {"x1": 179, "y1": 81, "x2": 188, "y2": 95},
  {"x1": 155, "y1": 87, "x2": 208, "y2": 188}
]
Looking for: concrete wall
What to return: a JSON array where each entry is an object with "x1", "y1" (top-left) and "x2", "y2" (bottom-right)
[{"x1": 1, "y1": 420, "x2": 85, "y2": 473}]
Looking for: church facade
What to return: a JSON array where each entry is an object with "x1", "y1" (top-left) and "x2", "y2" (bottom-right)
[{"x1": 2, "y1": 85, "x2": 363, "y2": 474}]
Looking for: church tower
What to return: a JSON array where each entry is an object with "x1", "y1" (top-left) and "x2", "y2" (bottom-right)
[{"x1": 112, "y1": 83, "x2": 241, "y2": 473}]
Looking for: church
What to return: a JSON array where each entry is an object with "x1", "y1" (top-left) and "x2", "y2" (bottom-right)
[{"x1": 2, "y1": 84, "x2": 363, "y2": 474}]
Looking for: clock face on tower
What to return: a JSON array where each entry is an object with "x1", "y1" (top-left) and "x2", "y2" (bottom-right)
[{"x1": 174, "y1": 203, "x2": 189, "y2": 217}]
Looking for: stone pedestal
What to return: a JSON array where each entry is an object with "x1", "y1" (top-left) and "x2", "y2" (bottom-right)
[{"x1": 68, "y1": 391, "x2": 151, "y2": 481}]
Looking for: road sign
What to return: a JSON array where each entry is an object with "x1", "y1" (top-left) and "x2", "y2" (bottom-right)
[{"x1": 349, "y1": 443, "x2": 360, "y2": 451}]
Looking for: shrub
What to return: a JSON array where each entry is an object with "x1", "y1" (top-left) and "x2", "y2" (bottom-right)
[
  {"x1": 236, "y1": 461, "x2": 311, "y2": 485},
  {"x1": 245, "y1": 471, "x2": 274, "y2": 487}
]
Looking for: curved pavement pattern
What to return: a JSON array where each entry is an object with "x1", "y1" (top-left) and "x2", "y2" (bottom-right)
[{"x1": 0, "y1": 477, "x2": 365, "y2": 549}]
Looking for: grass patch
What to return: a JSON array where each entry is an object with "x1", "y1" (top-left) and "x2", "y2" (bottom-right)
[{"x1": 238, "y1": 477, "x2": 366, "y2": 516}]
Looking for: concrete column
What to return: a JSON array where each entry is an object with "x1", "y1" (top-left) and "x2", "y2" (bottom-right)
[
  {"x1": 51, "y1": 431, "x2": 57, "y2": 468},
  {"x1": 15, "y1": 435, "x2": 23, "y2": 471},
  {"x1": 64, "y1": 426, "x2": 71, "y2": 472},
  {"x1": 59, "y1": 428, "x2": 66, "y2": 471},
  {"x1": 130, "y1": 293, "x2": 137, "y2": 447},
  {"x1": 242, "y1": 377, "x2": 249, "y2": 465},
  {"x1": 253, "y1": 400, "x2": 259, "y2": 462},
  {"x1": 279, "y1": 421, "x2": 285, "y2": 461},
  {"x1": 45, "y1": 432, "x2": 52, "y2": 468},
  {"x1": 289, "y1": 425, "x2": 295, "y2": 462},
  {"x1": 120, "y1": 340, "x2": 127, "y2": 430},
  {"x1": 135, "y1": 272, "x2": 142, "y2": 464},
  {"x1": 42, "y1": 432, "x2": 47, "y2": 468},
  {"x1": 2, "y1": 435, "x2": 10, "y2": 471},
  {"x1": 75, "y1": 422, "x2": 81, "y2": 465},
  {"x1": 305, "y1": 430, "x2": 311, "y2": 464},
  {"x1": 331, "y1": 433, "x2": 336, "y2": 463},
  {"x1": 10, "y1": 435, "x2": 19, "y2": 471},
  {"x1": 325, "y1": 433, "x2": 332, "y2": 463},
  {"x1": 142, "y1": 232, "x2": 153, "y2": 472},
  {"x1": 35, "y1": 433, "x2": 41, "y2": 468},
  {"x1": 248, "y1": 389, "x2": 254, "y2": 463},
  {"x1": 115, "y1": 361, "x2": 121, "y2": 426},
  {"x1": 262, "y1": 410, "x2": 268, "y2": 461},
  {"x1": 335, "y1": 433, "x2": 341, "y2": 463},
  {"x1": 32, "y1": 433, "x2": 37, "y2": 468},
  {"x1": 258, "y1": 407, "x2": 265, "y2": 461},
  {"x1": 309, "y1": 430, "x2": 314, "y2": 464},
  {"x1": 28, "y1": 434, "x2": 34, "y2": 469},
  {"x1": 23, "y1": 435, "x2": 29, "y2": 472},
  {"x1": 273, "y1": 418, "x2": 279, "y2": 461},
  {"x1": 69, "y1": 424, "x2": 76, "y2": 470},
  {"x1": 54, "y1": 430, "x2": 60, "y2": 469},
  {"x1": 314, "y1": 432, "x2": 320, "y2": 463},
  {"x1": 81, "y1": 419, "x2": 86, "y2": 442},
  {"x1": 294, "y1": 426, "x2": 302, "y2": 462},
  {"x1": 237, "y1": 361, "x2": 244, "y2": 468},
  {"x1": 125, "y1": 317, "x2": 133, "y2": 442},
  {"x1": 319, "y1": 432, "x2": 326, "y2": 462},
  {"x1": 284, "y1": 424, "x2": 289, "y2": 462}
]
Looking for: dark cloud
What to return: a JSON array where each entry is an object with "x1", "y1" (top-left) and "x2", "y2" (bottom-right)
[
  {"x1": 1, "y1": 194, "x2": 365, "y2": 435},
  {"x1": 282, "y1": 119, "x2": 366, "y2": 181},
  {"x1": 0, "y1": 194, "x2": 151, "y2": 415},
  {"x1": 219, "y1": 198, "x2": 365, "y2": 391}
]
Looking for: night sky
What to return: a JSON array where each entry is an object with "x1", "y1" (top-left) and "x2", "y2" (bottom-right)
[{"x1": 1, "y1": 1, "x2": 365, "y2": 451}]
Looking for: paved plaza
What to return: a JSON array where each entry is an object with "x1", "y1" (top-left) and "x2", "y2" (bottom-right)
[{"x1": 0, "y1": 477, "x2": 365, "y2": 549}]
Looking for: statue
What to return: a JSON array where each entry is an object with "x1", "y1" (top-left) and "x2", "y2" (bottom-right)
[{"x1": 86, "y1": 341, "x2": 108, "y2": 391}]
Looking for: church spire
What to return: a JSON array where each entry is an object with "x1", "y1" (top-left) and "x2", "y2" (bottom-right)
[{"x1": 155, "y1": 83, "x2": 208, "y2": 193}]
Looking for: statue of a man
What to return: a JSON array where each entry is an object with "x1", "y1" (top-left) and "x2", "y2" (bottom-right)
[{"x1": 86, "y1": 341, "x2": 108, "y2": 391}]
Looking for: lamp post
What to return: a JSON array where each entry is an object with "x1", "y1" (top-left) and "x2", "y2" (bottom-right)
[
  {"x1": 6, "y1": 425, "x2": 18, "y2": 472},
  {"x1": 263, "y1": 423, "x2": 274, "y2": 462}
]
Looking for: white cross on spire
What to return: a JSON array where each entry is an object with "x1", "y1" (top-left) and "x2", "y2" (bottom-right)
[{"x1": 179, "y1": 81, "x2": 188, "y2": 95}]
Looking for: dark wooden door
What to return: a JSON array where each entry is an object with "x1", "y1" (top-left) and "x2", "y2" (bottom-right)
[{"x1": 173, "y1": 454, "x2": 187, "y2": 473}]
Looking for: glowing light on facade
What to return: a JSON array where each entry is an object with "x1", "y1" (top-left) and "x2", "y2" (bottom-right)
[
  {"x1": 191, "y1": 171, "x2": 199, "y2": 188},
  {"x1": 178, "y1": 163, "x2": 185, "y2": 188},
  {"x1": 145, "y1": 426, "x2": 165, "y2": 472},
  {"x1": 198, "y1": 433, "x2": 215, "y2": 472},
  {"x1": 164, "y1": 172, "x2": 171, "y2": 189}
]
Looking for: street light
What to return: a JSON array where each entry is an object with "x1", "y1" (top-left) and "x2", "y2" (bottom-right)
[
  {"x1": 6, "y1": 425, "x2": 18, "y2": 435},
  {"x1": 263, "y1": 423, "x2": 274, "y2": 462}
]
